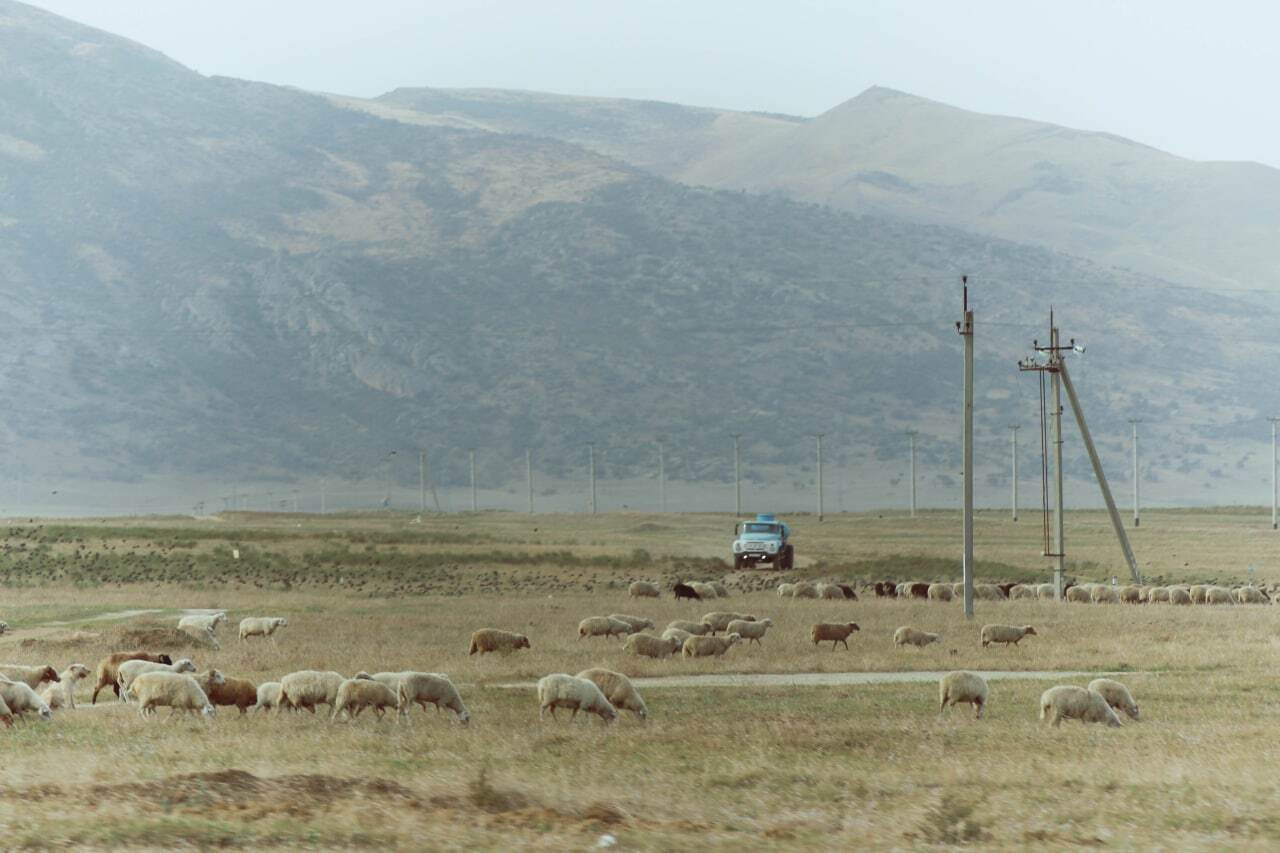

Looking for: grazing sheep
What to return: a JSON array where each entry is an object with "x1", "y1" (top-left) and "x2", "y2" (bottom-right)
[
  {"x1": 974, "y1": 583, "x2": 1006, "y2": 601},
  {"x1": 980, "y1": 625, "x2": 1038, "y2": 648},
  {"x1": 689, "y1": 582, "x2": 719, "y2": 599},
  {"x1": 468, "y1": 628, "x2": 531, "y2": 656},
  {"x1": 623, "y1": 633, "x2": 682, "y2": 658},
  {"x1": 40, "y1": 664, "x2": 90, "y2": 710},
  {"x1": 239, "y1": 616, "x2": 288, "y2": 641},
  {"x1": 702, "y1": 612, "x2": 755, "y2": 634},
  {"x1": 666, "y1": 620, "x2": 712, "y2": 636},
  {"x1": 578, "y1": 616, "x2": 632, "y2": 640},
  {"x1": 1235, "y1": 586, "x2": 1269, "y2": 604},
  {"x1": 874, "y1": 581, "x2": 897, "y2": 598},
  {"x1": 628, "y1": 581, "x2": 660, "y2": 599},
  {"x1": 776, "y1": 583, "x2": 797, "y2": 597},
  {"x1": 909, "y1": 582, "x2": 931, "y2": 600},
  {"x1": 661, "y1": 627, "x2": 694, "y2": 647},
  {"x1": 1147, "y1": 586, "x2": 1170, "y2": 603},
  {"x1": 537, "y1": 674, "x2": 617, "y2": 723},
  {"x1": 178, "y1": 612, "x2": 227, "y2": 633},
  {"x1": 1206, "y1": 586, "x2": 1235, "y2": 605},
  {"x1": 682, "y1": 633, "x2": 742, "y2": 658},
  {"x1": 1088, "y1": 678, "x2": 1140, "y2": 720},
  {"x1": 726, "y1": 618, "x2": 773, "y2": 645},
  {"x1": 939, "y1": 671, "x2": 988, "y2": 719},
  {"x1": 1091, "y1": 586, "x2": 1120, "y2": 604},
  {"x1": 0, "y1": 665, "x2": 60, "y2": 690},
  {"x1": 0, "y1": 694, "x2": 13, "y2": 727},
  {"x1": 1036, "y1": 583, "x2": 1057, "y2": 600},
  {"x1": 710, "y1": 582, "x2": 730, "y2": 598},
  {"x1": 1065, "y1": 586, "x2": 1093, "y2": 603},
  {"x1": 810, "y1": 622, "x2": 860, "y2": 650},
  {"x1": 91, "y1": 652, "x2": 173, "y2": 704},
  {"x1": 575, "y1": 668, "x2": 648, "y2": 720},
  {"x1": 1039, "y1": 685, "x2": 1121, "y2": 727},
  {"x1": 894, "y1": 627, "x2": 940, "y2": 648},
  {"x1": 817, "y1": 583, "x2": 845, "y2": 600},
  {"x1": 207, "y1": 676, "x2": 258, "y2": 715},
  {"x1": 895, "y1": 582, "x2": 910, "y2": 598},
  {"x1": 951, "y1": 582, "x2": 963, "y2": 597},
  {"x1": 117, "y1": 658, "x2": 197, "y2": 698},
  {"x1": 0, "y1": 679, "x2": 51, "y2": 721},
  {"x1": 608, "y1": 614, "x2": 655, "y2": 633},
  {"x1": 1009, "y1": 584, "x2": 1037, "y2": 600},
  {"x1": 791, "y1": 582, "x2": 818, "y2": 599},
  {"x1": 126, "y1": 672, "x2": 214, "y2": 720},
  {"x1": 255, "y1": 682, "x2": 283, "y2": 713},
  {"x1": 673, "y1": 582, "x2": 700, "y2": 600},
  {"x1": 1168, "y1": 588, "x2": 1192, "y2": 605},
  {"x1": 278, "y1": 670, "x2": 346, "y2": 714},
  {"x1": 1189, "y1": 585, "x2": 1209, "y2": 604},
  {"x1": 927, "y1": 583, "x2": 953, "y2": 602},
  {"x1": 332, "y1": 677, "x2": 401, "y2": 721},
  {"x1": 1120, "y1": 585, "x2": 1144, "y2": 604},
  {"x1": 368, "y1": 672, "x2": 470, "y2": 723}
]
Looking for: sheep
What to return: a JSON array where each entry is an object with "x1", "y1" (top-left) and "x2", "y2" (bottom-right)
[
  {"x1": 468, "y1": 628, "x2": 531, "y2": 656},
  {"x1": 278, "y1": 670, "x2": 347, "y2": 714},
  {"x1": 1147, "y1": 586, "x2": 1170, "y2": 603},
  {"x1": 179, "y1": 624, "x2": 221, "y2": 649},
  {"x1": 927, "y1": 583, "x2": 953, "y2": 602},
  {"x1": 607, "y1": 614, "x2": 655, "y2": 633},
  {"x1": 255, "y1": 682, "x2": 283, "y2": 713},
  {"x1": 1168, "y1": 588, "x2": 1192, "y2": 605},
  {"x1": 689, "y1": 582, "x2": 719, "y2": 599},
  {"x1": 578, "y1": 616, "x2": 632, "y2": 640},
  {"x1": 702, "y1": 612, "x2": 755, "y2": 634},
  {"x1": 980, "y1": 625, "x2": 1038, "y2": 648},
  {"x1": 117, "y1": 658, "x2": 197, "y2": 698},
  {"x1": 0, "y1": 622, "x2": 8, "y2": 635},
  {"x1": 666, "y1": 620, "x2": 712, "y2": 636},
  {"x1": 91, "y1": 652, "x2": 173, "y2": 704},
  {"x1": 908, "y1": 582, "x2": 930, "y2": 600},
  {"x1": 661, "y1": 627, "x2": 694, "y2": 647},
  {"x1": 726, "y1": 618, "x2": 773, "y2": 645},
  {"x1": 682, "y1": 633, "x2": 742, "y2": 658},
  {"x1": 1087, "y1": 678, "x2": 1140, "y2": 721},
  {"x1": 894, "y1": 626, "x2": 940, "y2": 648},
  {"x1": 939, "y1": 671, "x2": 988, "y2": 719},
  {"x1": 776, "y1": 583, "x2": 797, "y2": 597},
  {"x1": 817, "y1": 583, "x2": 846, "y2": 600},
  {"x1": 950, "y1": 582, "x2": 963, "y2": 597},
  {"x1": 624, "y1": 633, "x2": 682, "y2": 658},
  {"x1": 576, "y1": 668, "x2": 648, "y2": 720},
  {"x1": 1009, "y1": 584, "x2": 1037, "y2": 600},
  {"x1": 874, "y1": 581, "x2": 897, "y2": 598},
  {"x1": 1036, "y1": 583, "x2": 1057, "y2": 600},
  {"x1": 628, "y1": 581, "x2": 660, "y2": 598},
  {"x1": 178, "y1": 612, "x2": 227, "y2": 633},
  {"x1": 0, "y1": 679, "x2": 51, "y2": 721},
  {"x1": 1119, "y1": 585, "x2": 1144, "y2": 604},
  {"x1": 810, "y1": 622, "x2": 860, "y2": 650},
  {"x1": 537, "y1": 674, "x2": 617, "y2": 723},
  {"x1": 1189, "y1": 585, "x2": 1209, "y2": 604},
  {"x1": 673, "y1": 583, "x2": 700, "y2": 600},
  {"x1": 791, "y1": 582, "x2": 818, "y2": 599},
  {"x1": 710, "y1": 581, "x2": 730, "y2": 598},
  {"x1": 1236, "y1": 586, "x2": 1269, "y2": 604},
  {"x1": 1039, "y1": 685, "x2": 1122, "y2": 727},
  {"x1": 0, "y1": 664, "x2": 60, "y2": 690},
  {"x1": 207, "y1": 676, "x2": 258, "y2": 715},
  {"x1": 1206, "y1": 586, "x2": 1235, "y2": 605},
  {"x1": 238, "y1": 616, "x2": 288, "y2": 641},
  {"x1": 0, "y1": 694, "x2": 13, "y2": 727},
  {"x1": 332, "y1": 677, "x2": 401, "y2": 721},
  {"x1": 125, "y1": 672, "x2": 215, "y2": 720},
  {"x1": 1091, "y1": 586, "x2": 1120, "y2": 604},
  {"x1": 973, "y1": 584, "x2": 1005, "y2": 601},
  {"x1": 39, "y1": 664, "x2": 91, "y2": 710},
  {"x1": 371, "y1": 672, "x2": 470, "y2": 723},
  {"x1": 895, "y1": 582, "x2": 910, "y2": 598},
  {"x1": 1065, "y1": 586, "x2": 1093, "y2": 603}
]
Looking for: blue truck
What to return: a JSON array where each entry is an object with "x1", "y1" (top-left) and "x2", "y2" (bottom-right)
[{"x1": 732, "y1": 513, "x2": 794, "y2": 570}]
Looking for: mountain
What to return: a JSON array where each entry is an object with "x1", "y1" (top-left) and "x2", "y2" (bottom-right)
[
  {"x1": 377, "y1": 85, "x2": 1280, "y2": 292},
  {"x1": 0, "y1": 1, "x2": 1275, "y2": 508}
]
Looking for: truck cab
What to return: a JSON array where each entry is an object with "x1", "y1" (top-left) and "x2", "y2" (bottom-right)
[{"x1": 732, "y1": 513, "x2": 793, "y2": 570}]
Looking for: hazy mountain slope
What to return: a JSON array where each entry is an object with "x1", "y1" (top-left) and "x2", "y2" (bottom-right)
[{"x1": 0, "y1": 1, "x2": 1274, "y2": 501}]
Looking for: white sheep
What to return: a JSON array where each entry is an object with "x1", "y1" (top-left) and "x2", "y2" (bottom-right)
[
  {"x1": 0, "y1": 694, "x2": 12, "y2": 727},
  {"x1": 973, "y1": 583, "x2": 1005, "y2": 600},
  {"x1": 661, "y1": 627, "x2": 694, "y2": 647},
  {"x1": 239, "y1": 616, "x2": 288, "y2": 640},
  {"x1": 0, "y1": 664, "x2": 60, "y2": 689},
  {"x1": 371, "y1": 672, "x2": 470, "y2": 723},
  {"x1": 332, "y1": 677, "x2": 401, "y2": 721},
  {"x1": 278, "y1": 670, "x2": 347, "y2": 714},
  {"x1": 816, "y1": 583, "x2": 843, "y2": 600},
  {"x1": 790, "y1": 582, "x2": 818, "y2": 599},
  {"x1": 39, "y1": 664, "x2": 91, "y2": 710},
  {"x1": 575, "y1": 668, "x2": 648, "y2": 720},
  {"x1": 1119, "y1": 585, "x2": 1144, "y2": 604},
  {"x1": 1189, "y1": 585, "x2": 1209, "y2": 604},
  {"x1": 628, "y1": 581, "x2": 660, "y2": 598},
  {"x1": 117, "y1": 658, "x2": 197, "y2": 699},
  {"x1": 578, "y1": 616, "x2": 632, "y2": 640},
  {"x1": 1087, "y1": 678, "x2": 1140, "y2": 720},
  {"x1": 1065, "y1": 586, "x2": 1093, "y2": 603},
  {"x1": 682, "y1": 634, "x2": 742, "y2": 658},
  {"x1": 623, "y1": 633, "x2": 682, "y2": 658},
  {"x1": 1008, "y1": 584, "x2": 1037, "y2": 600},
  {"x1": 689, "y1": 581, "x2": 720, "y2": 599},
  {"x1": 1235, "y1": 586, "x2": 1268, "y2": 604},
  {"x1": 1205, "y1": 586, "x2": 1235, "y2": 605},
  {"x1": 702, "y1": 612, "x2": 755, "y2": 634},
  {"x1": 1039, "y1": 685, "x2": 1122, "y2": 727},
  {"x1": 1147, "y1": 586, "x2": 1170, "y2": 603},
  {"x1": 126, "y1": 672, "x2": 215, "y2": 720},
  {"x1": 1035, "y1": 583, "x2": 1056, "y2": 600},
  {"x1": 927, "y1": 583, "x2": 953, "y2": 602},
  {"x1": 726, "y1": 618, "x2": 773, "y2": 645},
  {"x1": 607, "y1": 614, "x2": 655, "y2": 633},
  {"x1": 468, "y1": 628, "x2": 531, "y2": 655},
  {"x1": 980, "y1": 625, "x2": 1038, "y2": 648},
  {"x1": 178, "y1": 612, "x2": 227, "y2": 632},
  {"x1": 1168, "y1": 587, "x2": 1192, "y2": 605},
  {"x1": 256, "y1": 681, "x2": 283, "y2": 713},
  {"x1": 665, "y1": 620, "x2": 712, "y2": 636},
  {"x1": 894, "y1": 626, "x2": 940, "y2": 648},
  {"x1": 0, "y1": 678, "x2": 51, "y2": 721},
  {"x1": 939, "y1": 671, "x2": 988, "y2": 719},
  {"x1": 776, "y1": 583, "x2": 797, "y2": 597},
  {"x1": 537, "y1": 674, "x2": 617, "y2": 723},
  {"x1": 1091, "y1": 586, "x2": 1119, "y2": 604}
]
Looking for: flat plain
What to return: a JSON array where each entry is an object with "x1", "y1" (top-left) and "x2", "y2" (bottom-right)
[{"x1": 0, "y1": 508, "x2": 1278, "y2": 849}]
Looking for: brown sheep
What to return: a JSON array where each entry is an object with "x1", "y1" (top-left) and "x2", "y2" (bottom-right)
[
  {"x1": 207, "y1": 676, "x2": 258, "y2": 715},
  {"x1": 468, "y1": 629, "x2": 531, "y2": 656},
  {"x1": 0, "y1": 665, "x2": 60, "y2": 689},
  {"x1": 909, "y1": 582, "x2": 930, "y2": 600},
  {"x1": 91, "y1": 652, "x2": 173, "y2": 704},
  {"x1": 810, "y1": 622, "x2": 860, "y2": 650}
]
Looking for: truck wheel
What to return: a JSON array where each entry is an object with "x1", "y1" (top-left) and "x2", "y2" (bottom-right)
[
  {"x1": 781, "y1": 546, "x2": 794, "y2": 570},
  {"x1": 733, "y1": 554, "x2": 745, "y2": 570}
]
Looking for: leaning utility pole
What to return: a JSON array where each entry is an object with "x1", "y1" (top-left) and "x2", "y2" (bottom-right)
[
  {"x1": 1271, "y1": 418, "x2": 1279, "y2": 530},
  {"x1": 733, "y1": 434, "x2": 742, "y2": 516},
  {"x1": 814, "y1": 433, "x2": 825, "y2": 522},
  {"x1": 1009, "y1": 425, "x2": 1020, "y2": 521},
  {"x1": 1129, "y1": 419, "x2": 1141, "y2": 527},
  {"x1": 956, "y1": 276, "x2": 975, "y2": 620},
  {"x1": 468, "y1": 449, "x2": 477, "y2": 512},
  {"x1": 907, "y1": 431, "x2": 918, "y2": 518},
  {"x1": 657, "y1": 440, "x2": 666, "y2": 512},
  {"x1": 526, "y1": 449, "x2": 534, "y2": 514},
  {"x1": 587, "y1": 442, "x2": 596, "y2": 514}
]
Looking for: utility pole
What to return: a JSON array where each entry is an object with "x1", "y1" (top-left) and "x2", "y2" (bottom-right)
[
  {"x1": 1009, "y1": 425, "x2": 1020, "y2": 521},
  {"x1": 586, "y1": 442, "x2": 597, "y2": 514},
  {"x1": 733, "y1": 435, "x2": 742, "y2": 516},
  {"x1": 1050, "y1": 324, "x2": 1065, "y2": 599},
  {"x1": 1129, "y1": 419, "x2": 1141, "y2": 527},
  {"x1": 956, "y1": 276, "x2": 974, "y2": 620},
  {"x1": 907, "y1": 431, "x2": 917, "y2": 518},
  {"x1": 814, "y1": 433, "x2": 825, "y2": 522},
  {"x1": 1271, "y1": 418, "x2": 1279, "y2": 530},
  {"x1": 320, "y1": 481, "x2": 326, "y2": 515},
  {"x1": 468, "y1": 449, "x2": 477, "y2": 512},
  {"x1": 657, "y1": 440, "x2": 666, "y2": 513},
  {"x1": 526, "y1": 449, "x2": 534, "y2": 514},
  {"x1": 419, "y1": 450, "x2": 427, "y2": 515}
]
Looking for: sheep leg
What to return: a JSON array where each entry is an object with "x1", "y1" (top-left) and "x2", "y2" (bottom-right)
[
  {"x1": 973, "y1": 699, "x2": 984, "y2": 719},
  {"x1": 840, "y1": 639, "x2": 849, "y2": 650}
]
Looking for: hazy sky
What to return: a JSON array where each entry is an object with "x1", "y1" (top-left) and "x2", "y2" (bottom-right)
[{"x1": 31, "y1": 0, "x2": 1280, "y2": 167}]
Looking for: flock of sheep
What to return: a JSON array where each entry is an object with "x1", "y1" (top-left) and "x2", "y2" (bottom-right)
[
  {"x1": 941, "y1": 670, "x2": 1141, "y2": 728},
  {"x1": 858, "y1": 578, "x2": 1277, "y2": 605}
]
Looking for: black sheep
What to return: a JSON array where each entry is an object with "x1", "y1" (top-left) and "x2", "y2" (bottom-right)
[{"x1": 673, "y1": 582, "x2": 700, "y2": 601}]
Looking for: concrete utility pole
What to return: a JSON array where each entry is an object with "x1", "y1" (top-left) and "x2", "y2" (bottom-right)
[
  {"x1": 587, "y1": 442, "x2": 596, "y2": 514},
  {"x1": 657, "y1": 440, "x2": 666, "y2": 513},
  {"x1": 1271, "y1": 418, "x2": 1279, "y2": 530},
  {"x1": 1129, "y1": 419, "x2": 1141, "y2": 527},
  {"x1": 1051, "y1": 326, "x2": 1066, "y2": 599},
  {"x1": 419, "y1": 450, "x2": 427, "y2": 515},
  {"x1": 956, "y1": 276, "x2": 975, "y2": 620},
  {"x1": 907, "y1": 431, "x2": 918, "y2": 518},
  {"x1": 1009, "y1": 425, "x2": 1020, "y2": 521},
  {"x1": 814, "y1": 433, "x2": 825, "y2": 522},
  {"x1": 468, "y1": 449, "x2": 477, "y2": 512},
  {"x1": 733, "y1": 435, "x2": 742, "y2": 516},
  {"x1": 526, "y1": 449, "x2": 534, "y2": 514}
]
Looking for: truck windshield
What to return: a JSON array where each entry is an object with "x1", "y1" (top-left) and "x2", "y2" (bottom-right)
[{"x1": 743, "y1": 523, "x2": 779, "y2": 534}]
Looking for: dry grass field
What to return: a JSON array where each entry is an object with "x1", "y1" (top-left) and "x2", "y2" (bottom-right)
[{"x1": 0, "y1": 508, "x2": 1279, "y2": 849}]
